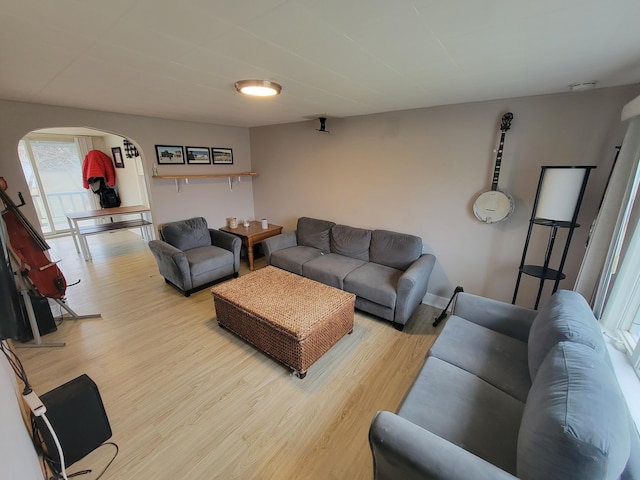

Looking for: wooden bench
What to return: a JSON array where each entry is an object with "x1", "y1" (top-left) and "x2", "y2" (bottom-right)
[{"x1": 78, "y1": 218, "x2": 152, "y2": 236}]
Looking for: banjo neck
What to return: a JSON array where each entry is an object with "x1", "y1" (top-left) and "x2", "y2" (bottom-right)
[{"x1": 491, "y1": 130, "x2": 507, "y2": 191}]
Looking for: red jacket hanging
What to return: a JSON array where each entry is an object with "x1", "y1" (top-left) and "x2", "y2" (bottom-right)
[{"x1": 82, "y1": 150, "x2": 116, "y2": 188}]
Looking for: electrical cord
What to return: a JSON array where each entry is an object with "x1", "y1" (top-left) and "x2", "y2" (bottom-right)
[
  {"x1": 45, "y1": 442, "x2": 119, "y2": 480},
  {"x1": 2, "y1": 342, "x2": 118, "y2": 480},
  {"x1": 41, "y1": 413, "x2": 69, "y2": 480},
  {"x1": 1, "y1": 340, "x2": 31, "y2": 393}
]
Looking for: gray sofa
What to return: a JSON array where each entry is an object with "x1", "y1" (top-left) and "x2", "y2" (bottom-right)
[
  {"x1": 261, "y1": 217, "x2": 435, "y2": 330},
  {"x1": 369, "y1": 290, "x2": 640, "y2": 480},
  {"x1": 148, "y1": 217, "x2": 240, "y2": 296}
]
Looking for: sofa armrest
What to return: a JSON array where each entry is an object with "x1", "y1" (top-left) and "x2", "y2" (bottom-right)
[
  {"x1": 148, "y1": 240, "x2": 192, "y2": 290},
  {"x1": 453, "y1": 292, "x2": 537, "y2": 342},
  {"x1": 369, "y1": 411, "x2": 519, "y2": 480},
  {"x1": 395, "y1": 254, "x2": 436, "y2": 325},
  {"x1": 209, "y1": 229, "x2": 242, "y2": 272},
  {"x1": 261, "y1": 231, "x2": 297, "y2": 264}
]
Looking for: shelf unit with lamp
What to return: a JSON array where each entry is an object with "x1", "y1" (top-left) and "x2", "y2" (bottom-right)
[{"x1": 512, "y1": 165, "x2": 595, "y2": 309}]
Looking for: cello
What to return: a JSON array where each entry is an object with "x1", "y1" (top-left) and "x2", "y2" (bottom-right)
[{"x1": 0, "y1": 177, "x2": 67, "y2": 299}]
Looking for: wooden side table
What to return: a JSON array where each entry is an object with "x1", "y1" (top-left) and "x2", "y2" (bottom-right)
[{"x1": 220, "y1": 221, "x2": 282, "y2": 271}]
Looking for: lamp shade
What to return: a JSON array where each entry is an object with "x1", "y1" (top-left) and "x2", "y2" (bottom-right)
[{"x1": 535, "y1": 166, "x2": 594, "y2": 222}]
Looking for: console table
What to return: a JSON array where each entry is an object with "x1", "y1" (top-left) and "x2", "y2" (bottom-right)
[
  {"x1": 220, "y1": 221, "x2": 282, "y2": 271},
  {"x1": 66, "y1": 205, "x2": 154, "y2": 261}
]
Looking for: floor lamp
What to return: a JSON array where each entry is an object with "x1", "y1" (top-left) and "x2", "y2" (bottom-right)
[{"x1": 513, "y1": 165, "x2": 596, "y2": 309}]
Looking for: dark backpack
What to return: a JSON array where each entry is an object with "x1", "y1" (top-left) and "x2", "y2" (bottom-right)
[
  {"x1": 99, "y1": 187, "x2": 121, "y2": 208},
  {"x1": 91, "y1": 177, "x2": 121, "y2": 208}
]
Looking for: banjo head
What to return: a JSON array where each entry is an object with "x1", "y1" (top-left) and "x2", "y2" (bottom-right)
[{"x1": 473, "y1": 190, "x2": 514, "y2": 224}]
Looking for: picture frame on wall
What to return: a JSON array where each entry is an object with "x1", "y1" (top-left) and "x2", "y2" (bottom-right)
[
  {"x1": 212, "y1": 148, "x2": 233, "y2": 165},
  {"x1": 112, "y1": 147, "x2": 125, "y2": 168},
  {"x1": 186, "y1": 146, "x2": 211, "y2": 164},
  {"x1": 155, "y1": 145, "x2": 185, "y2": 164}
]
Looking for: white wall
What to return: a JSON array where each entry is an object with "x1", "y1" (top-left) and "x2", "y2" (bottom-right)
[
  {"x1": 0, "y1": 100, "x2": 254, "y2": 231},
  {"x1": 250, "y1": 85, "x2": 640, "y2": 307},
  {"x1": 0, "y1": 342, "x2": 43, "y2": 479}
]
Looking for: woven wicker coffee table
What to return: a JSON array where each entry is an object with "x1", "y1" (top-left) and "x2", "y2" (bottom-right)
[{"x1": 211, "y1": 266, "x2": 355, "y2": 378}]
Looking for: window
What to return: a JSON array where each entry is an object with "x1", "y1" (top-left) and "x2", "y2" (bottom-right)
[
  {"x1": 601, "y1": 152, "x2": 640, "y2": 376},
  {"x1": 18, "y1": 136, "x2": 95, "y2": 236}
]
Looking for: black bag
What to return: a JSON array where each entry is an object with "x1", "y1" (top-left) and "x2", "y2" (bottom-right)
[
  {"x1": 91, "y1": 177, "x2": 121, "y2": 208},
  {"x1": 99, "y1": 187, "x2": 121, "y2": 208}
]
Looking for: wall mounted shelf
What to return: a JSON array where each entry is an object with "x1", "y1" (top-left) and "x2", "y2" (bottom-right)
[{"x1": 152, "y1": 172, "x2": 258, "y2": 192}]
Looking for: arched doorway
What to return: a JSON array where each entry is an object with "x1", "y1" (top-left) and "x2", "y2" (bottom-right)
[{"x1": 18, "y1": 127, "x2": 147, "y2": 237}]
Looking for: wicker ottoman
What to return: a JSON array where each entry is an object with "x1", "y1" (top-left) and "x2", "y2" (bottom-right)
[{"x1": 211, "y1": 266, "x2": 355, "y2": 378}]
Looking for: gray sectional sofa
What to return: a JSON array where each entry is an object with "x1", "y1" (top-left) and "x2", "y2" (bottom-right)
[
  {"x1": 261, "y1": 217, "x2": 435, "y2": 330},
  {"x1": 369, "y1": 290, "x2": 640, "y2": 480}
]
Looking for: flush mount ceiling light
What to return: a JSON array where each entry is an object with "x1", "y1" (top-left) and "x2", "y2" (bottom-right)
[{"x1": 234, "y1": 80, "x2": 282, "y2": 97}]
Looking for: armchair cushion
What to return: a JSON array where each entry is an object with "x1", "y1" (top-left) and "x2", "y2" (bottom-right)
[{"x1": 161, "y1": 217, "x2": 210, "y2": 251}]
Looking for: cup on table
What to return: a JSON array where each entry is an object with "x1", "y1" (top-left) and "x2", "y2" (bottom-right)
[{"x1": 261, "y1": 219, "x2": 268, "y2": 229}]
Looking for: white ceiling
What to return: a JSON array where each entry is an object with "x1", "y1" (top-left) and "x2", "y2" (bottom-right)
[{"x1": 2, "y1": 0, "x2": 640, "y2": 128}]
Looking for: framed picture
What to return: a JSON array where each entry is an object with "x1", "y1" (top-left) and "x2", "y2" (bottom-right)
[
  {"x1": 112, "y1": 147, "x2": 124, "y2": 168},
  {"x1": 212, "y1": 148, "x2": 233, "y2": 165},
  {"x1": 155, "y1": 145, "x2": 185, "y2": 164},
  {"x1": 186, "y1": 146, "x2": 211, "y2": 164}
]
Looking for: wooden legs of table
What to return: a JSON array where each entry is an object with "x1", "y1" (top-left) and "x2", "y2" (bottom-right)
[{"x1": 247, "y1": 239, "x2": 256, "y2": 271}]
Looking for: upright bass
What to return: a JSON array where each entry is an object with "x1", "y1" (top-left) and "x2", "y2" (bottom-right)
[{"x1": 0, "y1": 177, "x2": 67, "y2": 299}]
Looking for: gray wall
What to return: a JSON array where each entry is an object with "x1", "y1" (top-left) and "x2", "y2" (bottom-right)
[
  {"x1": 250, "y1": 85, "x2": 640, "y2": 307},
  {"x1": 0, "y1": 100, "x2": 255, "y2": 230}
]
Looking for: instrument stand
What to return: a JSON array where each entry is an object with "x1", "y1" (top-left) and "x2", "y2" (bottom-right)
[
  {"x1": 433, "y1": 286, "x2": 464, "y2": 327},
  {"x1": 10, "y1": 255, "x2": 101, "y2": 348},
  {"x1": 52, "y1": 298, "x2": 101, "y2": 323},
  {"x1": 16, "y1": 288, "x2": 65, "y2": 349}
]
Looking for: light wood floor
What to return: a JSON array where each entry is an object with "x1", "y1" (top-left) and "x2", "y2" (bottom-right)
[{"x1": 16, "y1": 230, "x2": 442, "y2": 480}]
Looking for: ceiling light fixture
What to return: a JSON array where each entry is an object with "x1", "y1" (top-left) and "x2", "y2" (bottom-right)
[{"x1": 234, "y1": 80, "x2": 282, "y2": 97}]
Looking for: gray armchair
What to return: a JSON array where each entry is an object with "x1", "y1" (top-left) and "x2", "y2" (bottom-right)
[{"x1": 148, "y1": 217, "x2": 240, "y2": 296}]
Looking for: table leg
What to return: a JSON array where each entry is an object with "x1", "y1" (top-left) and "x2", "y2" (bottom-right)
[
  {"x1": 67, "y1": 217, "x2": 80, "y2": 254},
  {"x1": 80, "y1": 232, "x2": 92, "y2": 261},
  {"x1": 247, "y1": 239, "x2": 255, "y2": 271}
]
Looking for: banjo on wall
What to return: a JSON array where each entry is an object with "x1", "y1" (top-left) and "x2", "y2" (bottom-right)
[{"x1": 473, "y1": 112, "x2": 515, "y2": 224}]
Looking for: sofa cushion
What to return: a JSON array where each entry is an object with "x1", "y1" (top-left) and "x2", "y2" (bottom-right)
[
  {"x1": 270, "y1": 246, "x2": 323, "y2": 276},
  {"x1": 296, "y1": 217, "x2": 335, "y2": 253},
  {"x1": 344, "y1": 262, "x2": 402, "y2": 309},
  {"x1": 517, "y1": 341, "x2": 630, "y2": 480},
  {"x1": 429, "y1": 316, "x2": 531, "y2": 402},
  {"x1": 528, "y1": 290, "x2": 606, "y2": 380},
  {"x1": 370, "y1": 229, "x2": 422, "y2": 270},
  {"x1": 399, "y1": 357, "x2": 524, "y2": 475},
  {"x1": 330, "y1": 224, "x2": 371, "y2": 261},
  {"x1": 302, "y1": 253, "x2": 366, "y2": 289},
  {"x1": 161, "y1": 217, "x2": 210, "y2": 251}
]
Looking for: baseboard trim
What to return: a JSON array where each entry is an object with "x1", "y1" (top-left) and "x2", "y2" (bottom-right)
[{"x1": 423, "y1": 293, "x2": 450, "y2": 311}]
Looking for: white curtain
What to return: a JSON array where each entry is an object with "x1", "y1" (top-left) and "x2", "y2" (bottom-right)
[
  {"x1": 575, "y1": 100, "x2": 640, "y2": 316},
  {"x1": 74, "y1": 136, "x2": 100, "y2": 209},
  {"x1": 74, "y1": 135, "x2": 93, "y2": 160}
]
